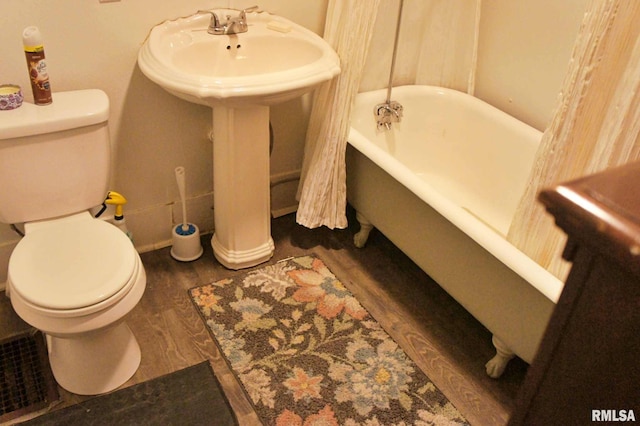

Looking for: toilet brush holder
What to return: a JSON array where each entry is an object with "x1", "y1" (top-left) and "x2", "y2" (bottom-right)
[
  {"x1": 170, "y1": 223, "x2": 203, "y2": 262},
  {"x1": 171, "y1": 166, "x2": 203, "y2": 262}
]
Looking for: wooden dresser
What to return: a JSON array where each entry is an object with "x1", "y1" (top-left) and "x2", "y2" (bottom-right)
[{"x1": 509, "y1": 161, "x2": 640, "y2": 425}]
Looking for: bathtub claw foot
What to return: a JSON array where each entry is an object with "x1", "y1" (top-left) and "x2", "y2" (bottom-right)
[
  {"x1": 485, "y1": 335, "x2": 515, "y2": 378},
  {"x1": 354, "y1": 212, "x2": 374, "y2": 248}
]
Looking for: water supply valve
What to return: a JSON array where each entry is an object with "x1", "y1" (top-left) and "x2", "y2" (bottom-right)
[
  {"x1": 104, "y1": 191, "x2": 127, "y2": 220},
  {"x1": 96, "y1": 191, "x2": 134, "y2": 243},
  {"x1": 374, "y1": 100, "x2": 403, "y2": 131}
]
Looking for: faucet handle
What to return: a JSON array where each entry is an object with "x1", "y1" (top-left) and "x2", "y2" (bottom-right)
[
  {"x1": 197, "y1": 9, "x2": 221, "y2": 27},
  {"x1": 239, "y1": 5, "x2": 259, "y2": 19}
]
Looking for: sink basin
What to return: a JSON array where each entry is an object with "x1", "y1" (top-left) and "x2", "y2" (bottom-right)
[{"x1": 138, "y1": 10, "x2": 340, "y2": 106}]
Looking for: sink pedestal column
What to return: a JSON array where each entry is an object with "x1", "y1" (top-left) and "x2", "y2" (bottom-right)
[{"x1": 211, "y1": 105, "x2": 274, "y2": 269}]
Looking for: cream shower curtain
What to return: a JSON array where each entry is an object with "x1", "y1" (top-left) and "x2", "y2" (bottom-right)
[
  {"x1": 296, "y1": 0, "x2": 381, "y2": 229},
  {"x1": 507, "y1": 0, "x2": 640, "y2": 280}
]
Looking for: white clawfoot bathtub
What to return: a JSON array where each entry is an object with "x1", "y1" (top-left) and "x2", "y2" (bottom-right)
[{"x1": 346, "y1": 85, "x2": 564, "y2": 378}]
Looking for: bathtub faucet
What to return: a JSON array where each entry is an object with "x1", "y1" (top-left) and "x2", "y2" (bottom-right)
[
  {"x1": 374, "y1": 100, "x2": 403, "y2": 130},
  {"x1": 198, "y1": 6, "x2": 259, "y2": 35}
]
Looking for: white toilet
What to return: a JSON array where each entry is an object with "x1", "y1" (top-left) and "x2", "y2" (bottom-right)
[{"x1": 0, "y1": 90, "x2": 146, "y2": 395}]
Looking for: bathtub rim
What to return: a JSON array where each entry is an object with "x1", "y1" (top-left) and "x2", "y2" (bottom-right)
[{"x1": 348, "y1": 85, "x2": 563, "y2": 303}]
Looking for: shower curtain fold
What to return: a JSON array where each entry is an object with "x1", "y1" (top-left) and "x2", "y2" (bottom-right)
[
  {"x1": 507, "y1": 0, "x2": 640, "y2": 280},
  {"x1": 296, "y1": 0, "x2": 381, "y2": 229}
]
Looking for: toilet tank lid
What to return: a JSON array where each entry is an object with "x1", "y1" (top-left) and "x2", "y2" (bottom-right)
[{"x1": 0, "y1": 89, "x2": 109, "y2": 140}]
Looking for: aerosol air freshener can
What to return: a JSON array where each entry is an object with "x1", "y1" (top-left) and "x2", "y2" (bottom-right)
[{"x1": 22, "y1": 26, "x2": 52, "y2": 105}]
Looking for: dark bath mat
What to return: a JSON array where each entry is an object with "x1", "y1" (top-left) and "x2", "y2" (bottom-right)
[{"x1": 19, "y1": 361, "x2": 237, "y2": 426}]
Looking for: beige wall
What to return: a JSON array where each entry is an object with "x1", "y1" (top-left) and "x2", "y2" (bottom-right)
[
  {"x1": 0, "y1": 0, "x2": 588, "y2": 284},
  {"x1": 475, "y1": 0, "x2": 589, "y2": 131}
]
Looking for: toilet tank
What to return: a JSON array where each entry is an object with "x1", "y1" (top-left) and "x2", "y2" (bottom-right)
[{"x1": 0, "y1": 90, "x2": 111, "y2": 224}]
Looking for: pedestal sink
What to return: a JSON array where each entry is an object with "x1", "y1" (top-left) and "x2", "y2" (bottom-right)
[{"x1": 138, "y1": 9, "x2": 340, "y2": 269}]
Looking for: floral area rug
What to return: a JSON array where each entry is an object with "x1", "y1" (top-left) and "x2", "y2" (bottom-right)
[{"x1": 189, "y1": 255, "x2": 468, "y2": 425}]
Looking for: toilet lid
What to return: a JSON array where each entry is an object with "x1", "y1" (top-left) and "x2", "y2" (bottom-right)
[{"x1": 9, "y1": 219, "x2": 136, "y2": 310}]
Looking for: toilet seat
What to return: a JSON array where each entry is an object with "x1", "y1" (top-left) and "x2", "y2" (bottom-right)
[{"x1": 9, "y1": 216, "x2": 137, "y2": 312}]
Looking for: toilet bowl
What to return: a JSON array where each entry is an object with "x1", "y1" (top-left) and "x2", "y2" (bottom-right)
[
  {"x1": 0, "y1": 90, "x2": 147, "y2": 395},
  {"x1": 7, "y1": 212, "x2": 146, "y2": 395}
]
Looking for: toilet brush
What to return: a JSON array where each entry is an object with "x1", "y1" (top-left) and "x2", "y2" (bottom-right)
[
  {"x1": 176, "y1": 166, "x2": 192, "y2": 234},
  {"x1": 170, "y1": 166, "x2": 203, "y2": 261}
]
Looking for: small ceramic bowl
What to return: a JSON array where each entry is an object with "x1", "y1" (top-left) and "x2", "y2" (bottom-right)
[{"x1": 0, "y1": 84, "x2": 24, "y2": 110}]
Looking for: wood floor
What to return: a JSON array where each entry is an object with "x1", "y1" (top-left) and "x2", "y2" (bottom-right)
[{"x1": 18, "y1": 211, "x2": 529, "y2": 425}]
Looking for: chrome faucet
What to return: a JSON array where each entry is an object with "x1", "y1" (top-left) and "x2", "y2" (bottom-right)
[
  {"x1": 198, "y1": 6, "x2": 259, "y2": 35},
  {"x1": 374, "y1": 100, "x2": 403, "y2": 130}
]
